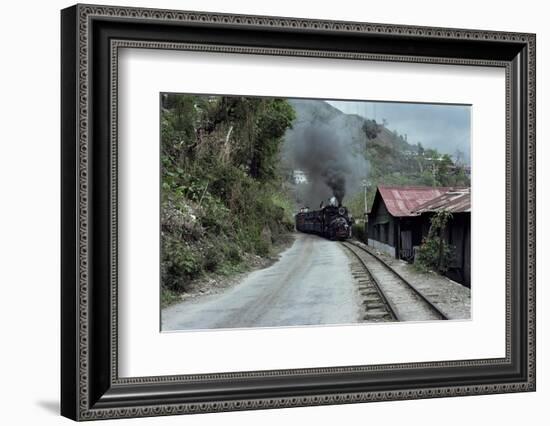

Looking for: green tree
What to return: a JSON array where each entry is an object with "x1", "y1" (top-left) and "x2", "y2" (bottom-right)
[
  {"x1": 249, "y1": 99, "x2": 296, "y2": 181},
  {"x1": 435, "y1": 154, "x2": 454, "y2": 186}
]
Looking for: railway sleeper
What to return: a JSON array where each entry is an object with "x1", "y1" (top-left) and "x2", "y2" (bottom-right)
[
  {"x1": 365, "y1": 302, "x2": 386, "y2": 310},
  {"x1": 364, "y1": 312, "x2": 391, "y2": 320}
]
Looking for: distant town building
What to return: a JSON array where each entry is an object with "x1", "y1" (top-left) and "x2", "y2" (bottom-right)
[
  {"x1": 403, "y1": 150, "x2": 418, "y2": 158},
  {"x1": 293, "y1": 170, "x2": 308, "y2": 184}
]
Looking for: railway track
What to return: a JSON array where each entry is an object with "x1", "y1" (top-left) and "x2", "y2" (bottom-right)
[
  {"x1": 340, "y1": 243, "x2": 398, "y2": 322},
  {"x1": 340, "y1": 241, "x2": 449, "y2": 322}
]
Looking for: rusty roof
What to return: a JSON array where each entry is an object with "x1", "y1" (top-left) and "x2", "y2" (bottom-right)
[
  {"x1": 376, "y1": 185, "x2": 451, "y2": 217},
  {"x1": 412, "y1": 187, "x2": 471, "y2": 214}
]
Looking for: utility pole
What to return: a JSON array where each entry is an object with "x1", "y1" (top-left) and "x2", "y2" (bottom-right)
[
  {"x1": 362, "y1": 179, "x2": 368, "y2": 213},
  {"x1": 362, "y1": 179, "x2": 370, "y2": 243}
]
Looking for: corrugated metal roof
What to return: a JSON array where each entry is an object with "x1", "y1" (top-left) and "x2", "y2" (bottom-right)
[
  {"x1": 377, "y1": 185, "x2": 451, "y2": 217},
  {"x1": 412, "y1": 187, "x2": 471, "y2": 214}
]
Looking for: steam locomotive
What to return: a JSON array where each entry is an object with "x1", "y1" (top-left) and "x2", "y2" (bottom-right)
[{"x1": 295, "y1": 199, "x2": 353, "y2": 240}]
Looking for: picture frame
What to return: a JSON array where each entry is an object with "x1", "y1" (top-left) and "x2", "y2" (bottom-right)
[{"x1": 61, "y1": 3, "x2": 536, "y2": 421}]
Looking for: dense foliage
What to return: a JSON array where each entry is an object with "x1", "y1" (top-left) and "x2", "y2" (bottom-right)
[
  {"x1": 415, "y1": 210, "x2": 455, "y2": 273},
  {"x1": 160, "y1": 94, "x2": 296, "y2": 304}
]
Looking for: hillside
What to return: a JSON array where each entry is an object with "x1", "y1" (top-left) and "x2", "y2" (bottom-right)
[
  {"x1": 160, "y1": 94, "x2": 297, "y2": 305},
  {"x1": 281, "y1": 99, "x2": 470, "y2": 217}
]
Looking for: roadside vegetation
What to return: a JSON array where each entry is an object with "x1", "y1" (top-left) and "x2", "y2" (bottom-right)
[{"x1": 160, "y1": 94, "x2": 296, "y2": 307}]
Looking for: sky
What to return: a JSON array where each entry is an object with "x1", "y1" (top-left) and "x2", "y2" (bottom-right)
[{"x1": 327, "y1": 100, "x2": 471, "y2": 164}]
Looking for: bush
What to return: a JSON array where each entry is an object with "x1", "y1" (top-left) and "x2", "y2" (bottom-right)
[
  {"x1": 254, "y1": 237, "x2": 271, "y2": 257},
  {"x1": 224, "y1": 243, "x2": 242, "y2": 264},
  {"x1": 415, "y1": 210, "x2": 455, "y2": 273},
  {"x1": 204, "y1": 244, "x2": 224, "y2": 272},
  {"x1": 415, "y1": 237, "x2": 454, "y2": 273},
  {"x1": 161, "y1": 236, "x2": 202, "y2": 291}
]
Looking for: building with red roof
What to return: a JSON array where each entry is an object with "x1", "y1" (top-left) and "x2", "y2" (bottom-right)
[
  {"x1": 375, "y1": 185, "x2": 451, "y2": 218},
  {"x1": 366, "y1": 185, "x2": 471, "y2": 286}
]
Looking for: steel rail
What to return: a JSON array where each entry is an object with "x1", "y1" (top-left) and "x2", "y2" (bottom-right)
[
  {"x1": 339, "y1": 242, "x2": 400, "y2": 321},
  {"x1": 342, "y1": 241, "x2": 449, "y2": 321}
]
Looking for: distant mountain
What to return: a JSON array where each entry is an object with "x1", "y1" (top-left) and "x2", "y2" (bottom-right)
[
  {"x1": 282, "y1": 98, "x2": 418, "y2": 167},
  {"x1": 281, "y1": 99, "x2": 470, "y2": 213}
]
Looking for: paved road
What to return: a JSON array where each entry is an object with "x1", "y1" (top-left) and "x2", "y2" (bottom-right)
[{"x1": 162, "y1": 233, "x2": 361, "y2": 331}]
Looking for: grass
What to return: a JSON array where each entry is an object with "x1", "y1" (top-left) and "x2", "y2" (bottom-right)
[{"x1": 160, "y1": 287, "x2": 182, "y2": 309}]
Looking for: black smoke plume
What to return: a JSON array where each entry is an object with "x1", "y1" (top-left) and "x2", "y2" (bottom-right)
[
  {"x1": 293, "y1": 124, "x2": 350, "y2": 206},
  {"x1": 282, "y1": 100, "x2": 370, "y2": 210},
  {"x1": 322, "y1": 162, "x2": 346, "y2": 205}
]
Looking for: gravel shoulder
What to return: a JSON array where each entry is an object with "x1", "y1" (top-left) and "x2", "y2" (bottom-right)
[{"x1": 354, "y1": 240, "x2": 471, "y2": 320}]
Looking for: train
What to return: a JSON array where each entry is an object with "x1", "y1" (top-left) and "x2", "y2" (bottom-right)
[{"x1": 295, "y1": 200, "x2": 354, "y2": 240}]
